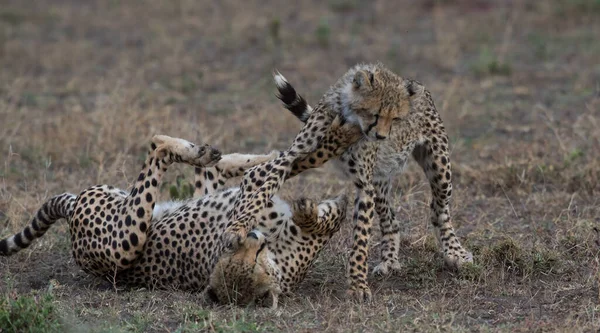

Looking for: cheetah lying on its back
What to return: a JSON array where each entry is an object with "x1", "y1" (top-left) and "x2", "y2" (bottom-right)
[{"x1": 1, "y1": 126, "x2": 360, "y2": 307}]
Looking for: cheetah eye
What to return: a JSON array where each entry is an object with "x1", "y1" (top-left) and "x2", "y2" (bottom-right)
[
  {"x1": 198, "y1": 146, "x2": 206, "y2": 155},
  {"x1": 368, "y1": 72, "x2": 374, "y2": 86}
]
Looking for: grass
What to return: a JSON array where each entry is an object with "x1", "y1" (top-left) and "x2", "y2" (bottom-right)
[
  {"x1": 0, "y1": 288, "x2": 62, "y2": 332},
  {"x1": 315, "y1": 18, "x2": 331, "y2": 48},
  {"x1": 470, "y1": 46, "x2": 511, "y2": 77},
  {"x1": 0, "y1": 0, "x2": 599, "y2": 331}
]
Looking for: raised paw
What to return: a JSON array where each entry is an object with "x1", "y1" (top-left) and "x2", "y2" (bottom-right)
[
  {"x1": 152, "y1": 135, "x2": 222, "y2": 168},
  {"x1": 223, "y1": 224, "x2": 247, "y2": 249},
  {"x1": 290, "y1": 198, "x2": 318, "y2": 229},
  {"x1": 444, "y1": 249, "x2": 474, "y2": 270},
  {"x1": 184, "y1": 144, "x2": 221, "y2": 168},
  {"x1": 346, "y1": 284, "x2": 372, "y2": 303},
  {"x1": 372, "y1": 259, "x2": 402, "y2": 276},
  {"x1": 329, "y1": 116, "x2": 364, "y2": 153}
]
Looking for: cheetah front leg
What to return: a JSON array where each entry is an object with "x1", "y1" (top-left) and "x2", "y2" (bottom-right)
[
  {"x1": 193, "y1": 151, "x2": 280, "y2": 197},
  {"x1": 224, "y1": 110, "x2": 339, "y2": 245},
  {"x1": 340, "y1": 143, "x2": 379, "y2": 302},
  {"x1": 412, "y1": 143, "x2": 473, "y2": 268},
  {"x1": 288, "y1": 117, "x2": 364, "y2": 178}
]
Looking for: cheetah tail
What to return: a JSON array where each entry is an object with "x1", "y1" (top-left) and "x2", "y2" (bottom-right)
[
  {"x1": 0, "y1": 193, "x2": 76, "y2": 256},
  {"x1": 273, "y1": 70, "x2": 312, "y2": 123}
]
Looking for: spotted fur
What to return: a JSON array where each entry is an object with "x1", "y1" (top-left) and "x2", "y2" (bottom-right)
[
  {"x1": 223, "y1": 63, "x2": 421, "y2": 302},
  {"x1": 0, "y1": 136, "x2": 348, "y2": 308},
  {"x1": 274, "y1": 65, "x2": 474, "y2": 302},
  {"x1": 0, "y1": 135, "x2": 221, "y2": 273}
]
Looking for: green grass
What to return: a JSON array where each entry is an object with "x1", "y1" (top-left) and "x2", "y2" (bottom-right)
[
  {"x1": 0, "y1": 290, "x2": 62, "y2": 333},
  {"x1": 315, "y1": 18, "x2": 331, "y2": 47},
  {"x1": 470, "y1": 46, "x2": 511, "y2": 77}
]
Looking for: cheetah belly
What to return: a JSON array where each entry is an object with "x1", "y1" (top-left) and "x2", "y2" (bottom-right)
[
  {"x1": 152, "y1": 200, "x2": 191, "y2": 220},
  {"x1": 118, "y1": 189, "x2": 239, "y2": 290},
  {"x1": 254, "y1": 195, "x2": 293, "y2": 239},
  {"x1": 118, "y1": 187, "x2": 293, "y2": 291}
]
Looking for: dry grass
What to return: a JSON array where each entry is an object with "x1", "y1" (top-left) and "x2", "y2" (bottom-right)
[{"x1": 1, "y1": 0, "x2": 599, "y2": 331}]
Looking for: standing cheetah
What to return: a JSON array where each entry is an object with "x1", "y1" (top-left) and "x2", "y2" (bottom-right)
[
  {"x1": 274, "y1": 65, "x2": 473, "y2": 301},
  {"x1": 223, "y1": 63, "x2": 432, "y2": 301}
]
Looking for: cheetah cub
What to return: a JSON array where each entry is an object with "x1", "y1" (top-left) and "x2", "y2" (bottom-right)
[
  {"x1": 222, "y1": 63, "x2": 427, "y2": 302},
  {"x1": 274, "y1": 63, "x2": 474, "y2": 301},
  {"x1": 0, "y1": 132, "x2": 354, "y2": 308}
]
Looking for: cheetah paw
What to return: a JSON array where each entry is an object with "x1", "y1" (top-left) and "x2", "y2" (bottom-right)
[
  {"x1": 346, "y1": 284, "x2": 372, "y2": 303},
  {"x1": 223, "y1": 225, "x2": 247, "y2": 249},
  {"x1": 372, "y1": 259, "x2": 402, "y2": 276},
  {"x1": 444, "y1": 249, "x2": 474, "y2": 270}
]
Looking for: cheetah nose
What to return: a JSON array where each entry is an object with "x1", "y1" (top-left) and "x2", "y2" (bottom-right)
[{"x1": 375, "y1": 133, "x2": 387, "y2": 140}]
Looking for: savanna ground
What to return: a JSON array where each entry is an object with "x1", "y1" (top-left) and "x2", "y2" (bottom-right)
[{"x1": 0, "y1": 0, "x2": 599, "y2": 332}]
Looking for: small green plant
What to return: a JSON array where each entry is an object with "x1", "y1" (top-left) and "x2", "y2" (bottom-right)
[
  {"x1": 530, "y1": 247, "x2": 560, "y2": 275},
  {"x1": 458, "y1": 262, "x2": 485, "y2": 281},
  {"x1": 315, "y1": 18, "x2": 331, "y2": 47},
  {"x1": 0, "y1": 291, "x2": 62, "y2": 333},
  {"x1": 168, "y1": 175, "x2": 195, "y2": 200},
  {"x1": 269, "y1": 18, "x2": 281, "y2": 45},
  {"x1": 403, "y1": 255, "x2": 440, "y2": 286},
  {"x1": 564, "y1": 148, "x2": 584, "y2": 167},
  {"x1": 123, "y1": 311, "x2": 152, "y2": 333},
  {"x1": 482, "y1": 237, "x2": 526, "y2": 273},
  {"x1": 528, "y1": 33, "x2": 549, "y2": 60},
  {"x1": 471, "y1": 46, "x2": 511, "y2": 77}
]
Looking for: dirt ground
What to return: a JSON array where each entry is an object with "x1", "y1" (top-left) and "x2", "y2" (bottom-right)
[{"x1": 1, "y1": 0, "x2": 599, "y2": 332}]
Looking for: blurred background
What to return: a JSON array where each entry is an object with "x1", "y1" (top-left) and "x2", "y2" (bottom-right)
[{"x1": 0, "y1": 1, "x2": 599, "y2": 331}]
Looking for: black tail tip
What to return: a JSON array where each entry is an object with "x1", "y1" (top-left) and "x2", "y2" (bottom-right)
[
  {"x1": 275, "y1": 82, "x2": 298, "y2": 106},
  {"x1": 0, "y1": 239, "x2": 9, "y2": 255}
]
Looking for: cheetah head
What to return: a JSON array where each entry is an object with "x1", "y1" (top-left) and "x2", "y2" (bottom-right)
[
  {"x1": 203, "y1": 230, "x2": 282, "y2": 308},
  {"x1": 341, "y1": 63, "x2": 418, "y2": 141}
]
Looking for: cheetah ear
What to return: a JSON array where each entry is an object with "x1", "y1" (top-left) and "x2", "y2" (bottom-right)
[
  {"x1": 405, "y1": 80, "x2": 416, "y2": 97},
  {"x1": 352, "y1": 70, "x2": 373, "y2": 91},
  {"x1": 155, "y1": 145, "x2": 168, "y2": 157},
  {"x1": 152, "y1": 135, "x2": 168, "y2": 146}
]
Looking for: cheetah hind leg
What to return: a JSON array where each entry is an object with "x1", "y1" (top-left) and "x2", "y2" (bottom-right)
[
  {"x1": 412, "y1": 144, "x2": 473, "y2": 269},
  {"x1": 371, "y1": 179, "x2": 402, "y2": 276},
  {"x1": 291, "y1": 191, "x2": 348, "y2": 236}
]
